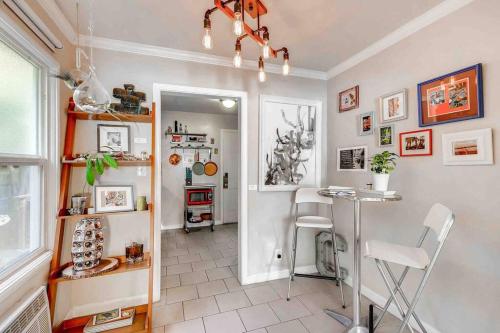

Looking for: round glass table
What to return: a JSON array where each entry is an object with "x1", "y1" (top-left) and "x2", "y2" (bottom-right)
[{"x1": 318, "y1": 189, "x2": 402, "y2": 333}]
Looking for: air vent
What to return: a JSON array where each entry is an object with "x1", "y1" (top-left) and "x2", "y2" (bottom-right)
[{"x1": 1, "y1": 287, "x2": 51, "y2": 333}]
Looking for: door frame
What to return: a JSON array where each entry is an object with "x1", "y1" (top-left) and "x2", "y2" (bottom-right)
[
  {"x1": 219, "y1": 129, "x2": 239, "y2": 224},
  {"x1": 152, "y1": 83, "x2": 249, "y2": 286}
]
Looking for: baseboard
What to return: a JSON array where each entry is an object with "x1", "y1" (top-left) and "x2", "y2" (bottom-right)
[
  {"x1": 343, "y1": 276, "x2": 441, "y2": 333},
  {"x1": 162, "y1": 220, "x2": 223, "y2": 230},
  {"x1": 65, "y1": 294, "x2": 147, "y2": 319},
  {"x1": 243, "y1": 265, "x2": 318, "y2": 285}
]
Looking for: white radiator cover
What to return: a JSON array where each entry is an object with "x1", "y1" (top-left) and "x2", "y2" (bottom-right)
[{"x1": 0, "y1": 287, "x2": 51, "y2": 333}]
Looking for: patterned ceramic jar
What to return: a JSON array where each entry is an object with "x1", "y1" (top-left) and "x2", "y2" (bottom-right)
[{"x1": 72, "y1": 218, "x2": 103, "y2": 271}]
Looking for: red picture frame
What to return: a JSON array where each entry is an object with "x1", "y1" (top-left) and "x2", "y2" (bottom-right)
[
  {"x1": 399, "y1": 129, "x2": 433, "y2": 157},
  {"x1": 338, "y1": 85, "x2": 359, "y2": 112}
]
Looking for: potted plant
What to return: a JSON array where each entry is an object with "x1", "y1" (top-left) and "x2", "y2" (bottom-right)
[
  {"x1": 370, "y1": 151, "x2": 397, "y2": 191},
  {"x1": 83, "y1": 152, "x2": 118, "y2": 186}
]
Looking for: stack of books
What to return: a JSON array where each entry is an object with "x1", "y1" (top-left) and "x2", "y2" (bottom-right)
[{"x1": 83, "y1": 308, "x2": 135, "y2": 333}]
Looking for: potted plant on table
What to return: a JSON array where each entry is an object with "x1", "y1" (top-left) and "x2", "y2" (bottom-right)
[{"x1": 370, "y1": 151, "x2": 397, "y2": 191}]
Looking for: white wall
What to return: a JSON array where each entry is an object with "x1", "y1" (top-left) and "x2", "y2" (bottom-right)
[
  {"x1": 327, "y1": 1, "x2": 500, "y2": 332},
  {"x1": 161, "y1": 110, "x2": 238, "y2": 229}
]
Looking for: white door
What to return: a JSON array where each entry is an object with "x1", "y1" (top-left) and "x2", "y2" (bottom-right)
[{"x1": 221, "y1": 129, "x2": 239, "y2": 223}]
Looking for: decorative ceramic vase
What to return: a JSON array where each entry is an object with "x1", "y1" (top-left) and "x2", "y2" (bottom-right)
[
  {"x1": 71, "y1": 218, "x2": 104, "y2": 271},
  {"x1": 373, "y1": 173, "x2": 390, "y2": 191}
]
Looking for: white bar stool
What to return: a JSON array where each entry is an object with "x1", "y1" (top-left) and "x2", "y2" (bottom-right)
[
  {"x1": 365, "y1": 203, "x2": 455, "y2": 333},
  {"x1": 287, "y1": 188, "x2": 345, "y2": 308}
]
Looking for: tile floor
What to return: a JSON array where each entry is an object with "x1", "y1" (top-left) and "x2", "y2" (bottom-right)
[{"x1": 155, "y1": 224, "x2": 410, "y2": 333}]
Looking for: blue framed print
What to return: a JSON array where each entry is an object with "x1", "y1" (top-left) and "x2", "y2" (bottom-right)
[{"x1": 417, "y1": 63, "x2": 483, "y2": 127}]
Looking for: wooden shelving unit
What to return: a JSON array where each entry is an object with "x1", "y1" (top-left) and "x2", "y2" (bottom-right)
[{"x1": 49, "y1": 105, "x2": 156, "y2": 332}]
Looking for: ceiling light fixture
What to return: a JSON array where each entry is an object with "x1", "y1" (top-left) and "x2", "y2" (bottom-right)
[
  {"x1": 221, "y1": 99, "x2": 237, "y2": 108},
  {"x1": 203, "y1": 0, "x2": 290, "y2": 81}
]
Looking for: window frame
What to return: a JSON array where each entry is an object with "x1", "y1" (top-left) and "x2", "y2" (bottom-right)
[{"x1": 0, "y1": 11, "x2": 59, "y2": 283}]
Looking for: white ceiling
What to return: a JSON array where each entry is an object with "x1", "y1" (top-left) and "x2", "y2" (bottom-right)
[
  {"x1": 162, "y1": 92, "x2": 239, "y2": 115},
  {"x1": 54, "y1": 0, "x2": 446, "y2": 72}
]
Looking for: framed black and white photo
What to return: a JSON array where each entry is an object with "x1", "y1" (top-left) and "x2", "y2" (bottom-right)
[
  {"x1": 97, "y1": 124, "x2": 131, "y2": 153},
  {"x1": 337, "y1": 146, "x2": 367, "y2": 172},
  {"x1": 442, "y1": 128, "x2": 493, "y2": 166},
  {"x1": 259, "y1": 95, "x2": 322, "y2": 191},
  {"x1": 379, "y1": 89, "x2": 408, "y2": 123},
  {"x1": 358, "y1": 111, "x2": 374, "y2": 136},
  {"x1": 94, "y1": 185, "x2": 134, "y2": 213}
]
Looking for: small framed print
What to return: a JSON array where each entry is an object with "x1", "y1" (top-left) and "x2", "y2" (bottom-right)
[
  {"x1": 442, "y1": 128, "x2": 493, "y2": 165},
  {"x1": 399, "y1": 129, "x2": 432, "y2": 157},
  {"x1": 94, "y1": 185, "x2": 134, "y2": 213},
  {"x1": 97, "y1": 125, "x2": 130, "y2": 153},
  {"x1": 337, "y1": 146, "x2": 367, "y2": 171},
  {"x1": 378, "y1": 124, "x2": 395, "y2": 147},
  {"x1": 338, "y1": 85, "x2": 359, "y2": 112},
  {"x1": 358, "y1": 111, "x2": 374, "y2": 136},
  {"x1": 379, "y1": 89, "x2": 408, "y2": 123},
  {"x1": 418, "y1": 63, "x2": 484, "y2": 127}
]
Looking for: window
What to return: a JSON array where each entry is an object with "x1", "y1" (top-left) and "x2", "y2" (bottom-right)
[{"x1": 0, "y1": 36, "x2": 48, "y2": 277}]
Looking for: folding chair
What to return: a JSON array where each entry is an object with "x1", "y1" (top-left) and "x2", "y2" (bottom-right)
[{"x1": 365, "y1": 203, "x2": 455, "y2": 333}]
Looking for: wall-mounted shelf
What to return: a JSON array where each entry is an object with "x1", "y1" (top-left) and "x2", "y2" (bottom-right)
[
  {"x1": 67, "y1": 110, "x2": 152, "y2": 123},
  {"x1": 170, "y1": 144, "x2": 212, "y2": 150},
  {"x1": 61, "y1": 158, "x2": 152, "y2": 167},
  {"x1": 165, "y1": 132, "x2": 206, "y2": 136},
  {"x1": 57, "y1": 209, "x2": 149, "y2": 221}
]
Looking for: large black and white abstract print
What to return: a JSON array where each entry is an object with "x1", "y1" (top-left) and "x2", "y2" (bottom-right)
[
  {"x1": 337, "y1": 146, "x2": 368, "y2": 172},
  {"x1": 259, "y1": 95, "x2": 322, "y2": 191}
]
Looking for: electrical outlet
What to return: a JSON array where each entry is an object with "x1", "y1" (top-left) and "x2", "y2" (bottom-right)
[{"x1": 274, "y1": 249, "x2": 283, "y2": 261}]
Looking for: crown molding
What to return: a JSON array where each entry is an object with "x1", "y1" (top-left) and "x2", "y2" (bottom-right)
[
  {"x1": 79, "y1": 35, "x2": 328, "y2": 80},
  {"x1": 37, "y1": 0, "x2": 77, "y2": 44},
  {"x1": 327, "y1": 0, "x2": 475, "y2": 79}
]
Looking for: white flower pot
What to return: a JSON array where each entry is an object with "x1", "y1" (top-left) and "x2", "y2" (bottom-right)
[{"x1": 373, "y1": 173, "x2": 390, "y2": 191}]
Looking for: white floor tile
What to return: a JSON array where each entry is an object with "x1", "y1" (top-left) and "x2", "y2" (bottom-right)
[
  {"x1": 183, "y1": 296, "x2": 219, "y2": 320},
  {"x1": 164, "y1": 318, "x2": 205, "y2": 333},
  {"x1": 203, "y1": 310, "x2": 245, "y2": 333},
  {"x1": 266, "y1": 320, "x2": 308, "y2": 333},
  {"x1": 180, "y1": 271, "x2": 209, "y2": 286},
  {"x1": 245, "y1": 285, "x2": 281, "y2": 305},
  {"x1": 166, "y1": 285, "x2": 198, "y2": 304},
  {"x1": 153, "y1": 302, "x2": 184, "y2": 328},
  {"x1": 197, "y1": 279, "x2": 228, "y2": 298},
  {"x1": 206, "y1": 267, "x2": 233, "y2": 281},
  {"x1": 268, "y1": 297, "x2": 311, "y2": 322},
  {"x1": 215, "y1": 291, "x2": 251, "y2": 312},
  {"x1": 237, "y1": 304, "x2": 280, "y2": 331}
]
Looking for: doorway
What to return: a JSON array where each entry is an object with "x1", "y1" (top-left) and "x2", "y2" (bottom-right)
[{"x1": 220, "y1": 129, "x2": 239, "y2": 224}]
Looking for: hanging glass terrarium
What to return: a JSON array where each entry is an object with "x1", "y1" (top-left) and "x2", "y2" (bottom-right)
[{"x1": 73, "y1": 69, "x2": 111, "y2": 113}]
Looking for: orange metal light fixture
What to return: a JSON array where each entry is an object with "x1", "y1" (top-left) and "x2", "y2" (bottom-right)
[{"x1": 203, "y1": 0, "x2": 290, "y2": 80}]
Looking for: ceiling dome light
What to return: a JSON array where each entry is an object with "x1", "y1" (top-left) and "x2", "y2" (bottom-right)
[{"x1": 221, "y1": 99, "x2": 236, "y2": 108}]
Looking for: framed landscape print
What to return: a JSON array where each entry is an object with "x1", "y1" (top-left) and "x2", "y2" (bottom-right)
[
  {"x1": 358, "y1": 111, "x2": 374, "y2": 136},
  {"x1": 442, "y1": 128, "x2": 493, "y2": 165},
  {"x1": 98, "y1": 125, "x2": 131, "y2": 153},
  {"x1": 337, "y1": 146, "x2": 367, "y2": 172},
  {"x1": 378, "y1": 124, "x2": 395, "y2": 147},
  {"x1": 259, "y1": 95, "x2": 322, "y2": 191},
  {"x1": 399, "y1": 129, "x2": 432, "y2": 157},
  {"x1": 338, "y1": 85, "x2": 359, "y2": 112},
  {"x1": 379, "y1": 89, "x2": 407, "y2": 123},
  {"x1": 94, "y1": 185, "x2": 134, "y2": 213},
  {"x1": 418, "y1": 63, "x2": 483, "y2": 127}
]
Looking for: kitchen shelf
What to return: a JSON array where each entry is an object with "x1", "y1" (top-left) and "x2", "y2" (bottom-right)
[
  {"x1": 67, "y1": 110, "x2": 152, "y2": 123},
  {"x1": 166, "y1": 132, "x2": 207, "y2": 136},
  {"x1": 50, "y1": 254, "x2": 151, "y2": 284},
  {"x1": 57, "y1": 209, "x2": 149, "y2": 221},
  {"x1": 58, "y1": 304, "x2": 148, "y2": 333},
  {"x1": 62, "y1": 158, "x2": 152, "y2": 167}
]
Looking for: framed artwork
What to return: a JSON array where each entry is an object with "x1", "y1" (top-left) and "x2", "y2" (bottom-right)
[
  {"x1": 337, "y1": 146, "x2": 367, "y2": 172},
  {"x1": 442, "y1": 128, "x2": 493, "y2": 165},
  {"x1": 259, "y1": 95, "x2": 322, "y2": 191},
  {"x1": 378, "y1": 124, "x2": 395, "y2": 147},
  {"x1": 399, "y1": 129, "x2": 433, "y2": 157},
  {"x1": 97, "y1": 125, "x2": 130, "y2": 153},
  {"x1": 94, "y1": 185, "x2": 134, "y2": 213},
  {"x1": 418, "y1": 63, "x2": 483, "y2": 127},
  {"x1": 358, "y1": 111, "x2": 374, "y2": 136},
  {"x1": 338, "y1": 85, "x2": 359, "y2": 112},
  {"x1": 379, "y1": 89, "x2": 408, "y2": 123}
]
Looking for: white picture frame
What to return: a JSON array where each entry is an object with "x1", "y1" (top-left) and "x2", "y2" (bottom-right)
[
  {"x1": 379, "y1": 89, "x2": 408, "y2": 123},
  {"x1": 337, "y1": 146, "x2": 368, "y2": 172},
  {"x1": 442, "y1": 128, "x2": 493, "y2": 165},
  {"x1": 259, "y1": 95, "x2": 322, "y2": 192},
  {"x1": 97, "y1": 124, "x2": 131, "y2": 153},
  {"x1": 358, "y1": 111, "x2": 375, "y2": 136},
  {"x1": 94, "y1": 185, "x2": 135, "y2": 213}
]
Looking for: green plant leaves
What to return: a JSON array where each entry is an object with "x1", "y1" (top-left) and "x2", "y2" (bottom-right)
[
  {"x1": 86, "y1": 159, "x2": 95, "y2": 185},
  {"x1": 370, "y1": 151, "x2": 398, "y2": 174},
  {"x1": 103, "y1": 154, "x2": 118, "y2": 169},
  {"x1": 95, "y1": 158, "x2": 105, "y2": 175},
  {"x1": 83, "y1": 154, "x2": 119, "y2": 186}
]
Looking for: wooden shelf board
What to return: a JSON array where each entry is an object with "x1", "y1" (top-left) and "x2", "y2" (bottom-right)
[
  {"x1": 50, "y1": 255, "x2": 151, "y2": 284},
  {"x1": 67, "y1": 111, "x2": 152, "y2": 123},
  {"x1": 58, "y1": 210, "x2": 149, "y2": 221},
  {"x1": 60, "y1": 305, "x2": 148, "y2": 333},
  {"x1": 166, "y1": 132, "x2": 207, "y2": 136},
  {"x1": 62, "y1": 159, "x2": 152, "y2": 167}
]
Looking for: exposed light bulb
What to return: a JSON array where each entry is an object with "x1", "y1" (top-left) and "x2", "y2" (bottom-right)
[
  {"x1": 259, "y1": 69, "x2": 266, "y2": 82},
  {"x1": 221, "y1": 99, "x2": 236, "y2": 108},
  {"x1": 233, "y1": 51, "x2": 242, "y2": 68},
  {"x1": 282, "y1": 58, "x2": 290, "y2": 76},
  {"x1": 202, "y1": 28, "x2": 212, "y2": 49},
  {"x1": 233, "y1": 14, "x2": 244, "y2": 36},
  {"x1": 262, "y1": 43, "x2": 270, "y2": 59}
]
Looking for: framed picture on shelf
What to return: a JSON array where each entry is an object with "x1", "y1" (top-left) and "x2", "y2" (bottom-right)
[
  {"x1": 259, "y1": 95, "x2": 322, "y2": 191},
  {"x1": 442, "y1": 128, "x2": 493, "y2": 166},
  {"x1": 337, "y1": 146, "x2": 367, "y2": 171},
  {"x1": 379, "y1": 89, "x2": 407, "y2": 123},
  {"x1": 399, "y1": 129, "x2": 433, "y2": 157},
  {"x1": 97, "y1": 125, "x2": 130, "y2": 153},
  {"x1": 358, "y1": 111, "x2": 374, "y2": 136},
  {"x1": 378, "y1": 124, "x2": 395, "y2": 147},
  {"x1": 170, "y1": 134, "x2": 183, "y2": 144},
  {"x1": 418, "y1": 63, "x2": 483, "y2": 127},
  {"x1": 338, "y1": 85, "x2": 359, "y2": 112},
  {"x1": 94, "y1": 185, "x2": 135, "y2": 213}
]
